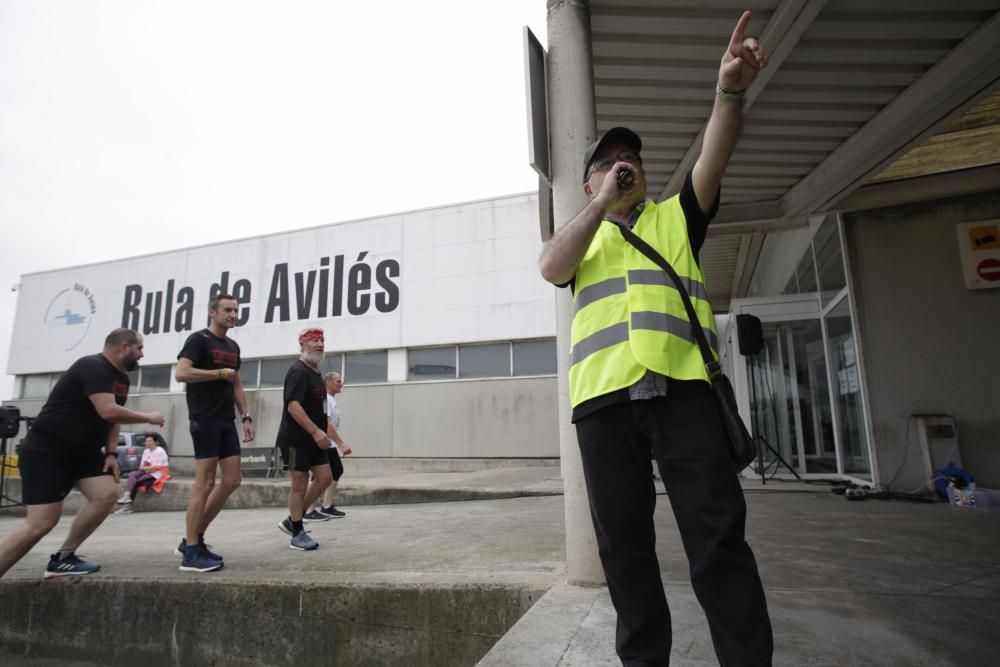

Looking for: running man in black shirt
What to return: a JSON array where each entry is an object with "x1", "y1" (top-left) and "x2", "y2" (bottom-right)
[
  {"x1": 174, "y1": 293, "x2": 254, "y2": 572},
  {"x1": 276, "y1": 328, "x2": 334, "y2": 551},
  {"x1": 0, "y1": 328, "x2": 165, "y2": 579}
]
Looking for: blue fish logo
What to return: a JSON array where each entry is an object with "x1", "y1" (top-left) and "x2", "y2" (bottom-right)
[{"x1": 53, "y1": 308, "x2": 86, "y2": 326}]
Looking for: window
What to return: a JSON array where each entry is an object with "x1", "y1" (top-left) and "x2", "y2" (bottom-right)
[
  {"x1": 408, "y1": 347, "x2": 456, "y2": 380},
  {"x1": 240, "y1": 360, "x2": 260, "y2": 387},
  {"x1": 321, "y1": 353, "x2": 344, "y2": 377},
  {"x1": 459, "y1": 343, "x2": 509, "y2": 379},
  {"x1": 345, "y1": 350, "x2": 387, "y2": 384},
  {"x1": 21, "y1": 374, "x2": 50, "y2": 399},
  {"x1": 138, "y1": 365, "x2": 171, "y2": 393},
  {"x1": 127, "y1": 369, "x2": 139, "y2": 389},
  {"x1": 260, "y1": 358, "x2": 296, "y2": 388},
  {"x1": 513, "y1": 339, "x2": 557, "y2": 376},
  {"x1": 814, "y1": 217, "x2": 846, "y2": 306}
]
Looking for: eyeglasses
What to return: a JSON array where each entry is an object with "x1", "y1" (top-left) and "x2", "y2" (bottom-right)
[{"x1": 588, "y1": 150, "x2": 642, "y2": 178}]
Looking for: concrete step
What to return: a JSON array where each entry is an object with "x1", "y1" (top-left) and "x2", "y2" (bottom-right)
[{"x1": 0, "y1": 465, "x2": 565, "y2": 516}]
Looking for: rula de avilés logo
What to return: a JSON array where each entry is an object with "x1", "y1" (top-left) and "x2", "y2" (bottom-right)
[{"x1": 45, "y1": 283, "x2": 97, "y2": 351}]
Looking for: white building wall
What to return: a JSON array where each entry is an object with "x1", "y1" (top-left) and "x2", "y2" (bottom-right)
[
  {"x1": 5, "y1": 194, "x2": 561, "y2": 464},
  {"x1": 8, "y1": 194, "x2": 554, "y2": 373},
  {"x1": 845, "y1": 191, "x2": 1000, "y2": 489}
]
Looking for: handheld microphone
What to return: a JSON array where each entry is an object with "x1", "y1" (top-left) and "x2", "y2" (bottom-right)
[{"x1": 617, "y1": 169, "x2": 634, "y2": 188}]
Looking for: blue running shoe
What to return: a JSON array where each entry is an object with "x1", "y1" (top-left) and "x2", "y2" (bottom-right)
[
  {"x1": 175, "y1": 538, "x2": 222, "y2": 561},
  {"x1": 44, "y1": 553, "x2": 101, "y2": 579},
  {"x1": 179, "y1": 546, "x2": 224, "y2": 573},
  {"x1": 278, "y1": 517, "x2": 294, "y2": 536},
  {"x1": 318, "y1": 505, "x2": 346, "y2": 518},
  {"x1": 290, "y1": 531, "x2": 318, "y2": 551},
  {"x1": 303, "y1": 510, "x2": 330, "y2": 522}
]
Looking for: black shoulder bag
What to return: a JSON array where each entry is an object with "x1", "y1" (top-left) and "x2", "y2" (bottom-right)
[{"x1": 614, "y1": 221, "x2": 757, "y2": 472}]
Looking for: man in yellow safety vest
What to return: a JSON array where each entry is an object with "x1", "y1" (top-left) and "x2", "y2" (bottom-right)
[{"x1": 539, "y1": 11, "x2": 774, "y2": 666}]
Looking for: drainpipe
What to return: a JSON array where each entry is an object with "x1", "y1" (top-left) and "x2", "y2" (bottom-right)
[{"x1": 547, "y1": 0, "x2": 604, "y2": 586}]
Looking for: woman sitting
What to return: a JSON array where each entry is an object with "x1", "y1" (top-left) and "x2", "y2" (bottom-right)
[{"x1": 117, "y1": 434, "x2": 171, "y2": 508}]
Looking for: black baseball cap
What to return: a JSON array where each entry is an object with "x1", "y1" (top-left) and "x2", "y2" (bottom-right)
[{"x1": 582, "y1": 126, "x2": 642, "y2": 183}]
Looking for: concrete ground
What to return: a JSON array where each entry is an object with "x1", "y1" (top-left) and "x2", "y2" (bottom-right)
[{"x1": 0, "y1": 467, "x2": 998, "y2": 666}]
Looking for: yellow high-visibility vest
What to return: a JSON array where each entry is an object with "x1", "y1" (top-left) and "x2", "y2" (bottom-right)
[{"x1": 568, "y1": 197, "x2": 717, "y2": 408}]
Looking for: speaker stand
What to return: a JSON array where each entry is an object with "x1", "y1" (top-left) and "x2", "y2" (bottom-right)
[{"x1": 747, "y1": 353, "x2": 802, "y2": 484}]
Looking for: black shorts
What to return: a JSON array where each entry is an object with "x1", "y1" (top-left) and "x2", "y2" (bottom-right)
[
  {"x1": 18, "y1": 445, "x2": 112, "y2": 506},
  {"x1": 283, "y1": 446, "x2": 328, "y2": 473},
  {"x1": 190, "y1": 418, "x2": 241, "y2": 460},
  {"x1": 327, "y1": 447, "x2": 344, "y2": 481}
]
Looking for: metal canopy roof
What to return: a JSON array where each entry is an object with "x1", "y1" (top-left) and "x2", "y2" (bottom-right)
[{"x1": 588, "y1": 0, "x2": 1000, "y2": 310}]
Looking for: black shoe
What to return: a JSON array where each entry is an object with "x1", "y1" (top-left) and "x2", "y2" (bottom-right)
[
  {"x1": 303, "y1": 510, "x2": 330, "y2": 522},
  {"x1": 318, "y1": 505, "x2": 346, "y2": 518}
]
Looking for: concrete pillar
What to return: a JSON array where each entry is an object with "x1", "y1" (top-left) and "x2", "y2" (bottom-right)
[{"x1": 546, "y1": 0, "x2": 604, "y2": 586}]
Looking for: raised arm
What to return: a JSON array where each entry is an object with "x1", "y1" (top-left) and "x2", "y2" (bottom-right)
[
  {"x1": 692, "y1": 10, "x2": 768, "y2": 214},
  {"x1": 89, "y1": 393, "x2": 165, "y2": 426},
  {"x1": 539, "y1": 159, "x2": 635, "y2": 285},
  {"x1": 175, "y1": 356, "x2": 236, "y2": 384}
]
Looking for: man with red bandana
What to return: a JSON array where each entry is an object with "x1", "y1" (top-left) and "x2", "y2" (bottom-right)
[{"x1": 275, "y1": 328, "x2": 334, "y2": 551}]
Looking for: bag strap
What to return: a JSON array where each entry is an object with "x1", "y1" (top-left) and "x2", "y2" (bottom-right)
[{"x1": 611, "y1": 220, "x2": 721, "y2": 379}]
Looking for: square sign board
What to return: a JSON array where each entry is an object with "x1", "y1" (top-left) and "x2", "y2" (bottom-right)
[{"x1": 956, "y1": 220, "x2": 1000, "y2": 290}]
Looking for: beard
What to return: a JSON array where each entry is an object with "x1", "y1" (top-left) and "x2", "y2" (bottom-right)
[
  {"x1": 302, "y1": 350, "x2": 324, "y2": 365},
  {"x1": 124, "y1": 354, "x2": 140, "y2": 372}
]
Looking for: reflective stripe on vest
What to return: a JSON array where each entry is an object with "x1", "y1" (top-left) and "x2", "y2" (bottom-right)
[{"x1": 568, "y1": 197, "x2": 716, "y2": 407}]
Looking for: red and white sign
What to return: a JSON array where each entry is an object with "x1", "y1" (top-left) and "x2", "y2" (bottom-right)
[
  {"x1": 976, "y1": 258, "x2": 1000, "y2": 282},
  {"x1": 957, "y1": 221, "x2": 1000, "y2": 290}
]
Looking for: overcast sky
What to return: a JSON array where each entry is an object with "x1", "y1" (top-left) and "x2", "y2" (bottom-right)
[{"x1": 0, "y1": 1, "x2": 548, "y2": 400}]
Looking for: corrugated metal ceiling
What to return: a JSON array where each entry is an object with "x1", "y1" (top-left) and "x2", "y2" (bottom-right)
[{"x1": 588, "y1": 0, "x2": 1000, "y2": 310}]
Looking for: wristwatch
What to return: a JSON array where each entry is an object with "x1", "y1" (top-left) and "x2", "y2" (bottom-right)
[{"x1": 241, "y1": 414, "x2": 253, "y2": 422}]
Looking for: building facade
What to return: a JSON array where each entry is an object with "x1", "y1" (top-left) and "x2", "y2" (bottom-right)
[{"x1": 6, "y1": 194, "x2": 560, "y2": 471}]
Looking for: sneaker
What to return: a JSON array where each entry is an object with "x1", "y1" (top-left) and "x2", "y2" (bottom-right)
[
  {"x1": 112, "y1": 506, "x2": 134, "y2": 515},
  {"x1": 318, "y1": 505, "x2": 346, "y2": 518},
  {"x1": 117, "y1": 495, "x2": 132, "y2": 505},
  {"x1": 303, "y1": 510, "x2": 330, "y2": 522},
  {"x1": 175, "y1": 538, "x2": 222, "y2": 562},
  {"x1": 278, "y1": 517, "x2": 294, "y2": 536},
  {"x1": 44, "y1": 553, "x2": 101, "y2": 579},
  {"x1": 289, "y1": 531, "x2": 318, "y2": 551},
  {"x1": 179, "y1": 546, "x2": 224, "y2": 573}
]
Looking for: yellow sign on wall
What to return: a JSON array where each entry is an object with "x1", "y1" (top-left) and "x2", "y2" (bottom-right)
[
  {"x1": 957, "y1": 220, "x2": 1000, "y2": 290},
  {"x1": 967, "y1": 224, "x2": 1000, "y2": 251}
]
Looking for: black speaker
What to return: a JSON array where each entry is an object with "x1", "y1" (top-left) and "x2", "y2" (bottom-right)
[
  {"x1": 736, "y1": 314, "x2": 764, "y2": 356},
  {"x1": 0, "y1": 406, "x2": 20, "y2": 439}
]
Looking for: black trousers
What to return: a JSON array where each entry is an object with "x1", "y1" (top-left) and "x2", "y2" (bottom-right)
[{"x1": 576, "y1": 389, "x2": 773, "y2": 666}]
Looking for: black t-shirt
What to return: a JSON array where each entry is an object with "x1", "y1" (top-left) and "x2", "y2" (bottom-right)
[
  {"x1": 177, "y1": 329, "x2": 241, "y2": 420},
  {"x1": 276, "y1": 360, "x2": 327, "y2": 450},
  {"x1": 564, "y1": 170, "x2": 719, "y2": 422},
  {"x1": 23, "y1": 354, "x2": 129, "y2": 454}
]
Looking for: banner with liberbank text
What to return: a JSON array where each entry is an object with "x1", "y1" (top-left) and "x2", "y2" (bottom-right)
[{"x1": 8, "y1": 195, "x2": 554, "y2": 374}]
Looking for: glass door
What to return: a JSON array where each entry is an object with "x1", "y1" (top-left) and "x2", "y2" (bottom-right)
[
  {"x1": 824, "y1": 296, "x2": 871, "y2": 480},
  {"x1": 746, "y1": 318, "x2": 836, "y2": 475},
  {"x1": 730, "y1": 293, "x2": 873, "y2": 482}
]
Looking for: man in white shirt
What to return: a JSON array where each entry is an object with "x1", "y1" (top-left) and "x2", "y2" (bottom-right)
[{"x1": 310, "y1": 372, "x2": 352, "y2": 519}]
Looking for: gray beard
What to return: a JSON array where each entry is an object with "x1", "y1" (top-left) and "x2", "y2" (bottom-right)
[{"x1": 302, "y1": 350, "x2": 324, "y2": 366}]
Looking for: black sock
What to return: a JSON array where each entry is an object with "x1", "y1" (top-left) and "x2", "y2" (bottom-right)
[
  {"x1": 291, "y1": 520, "x2": 304, "y2": 534},
  {"x1": 55, "y1": 549, "x2": 74, "y2": 561},
  {"x1": 198, "y1": 532, "x2": 205, "y2": 545}
]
